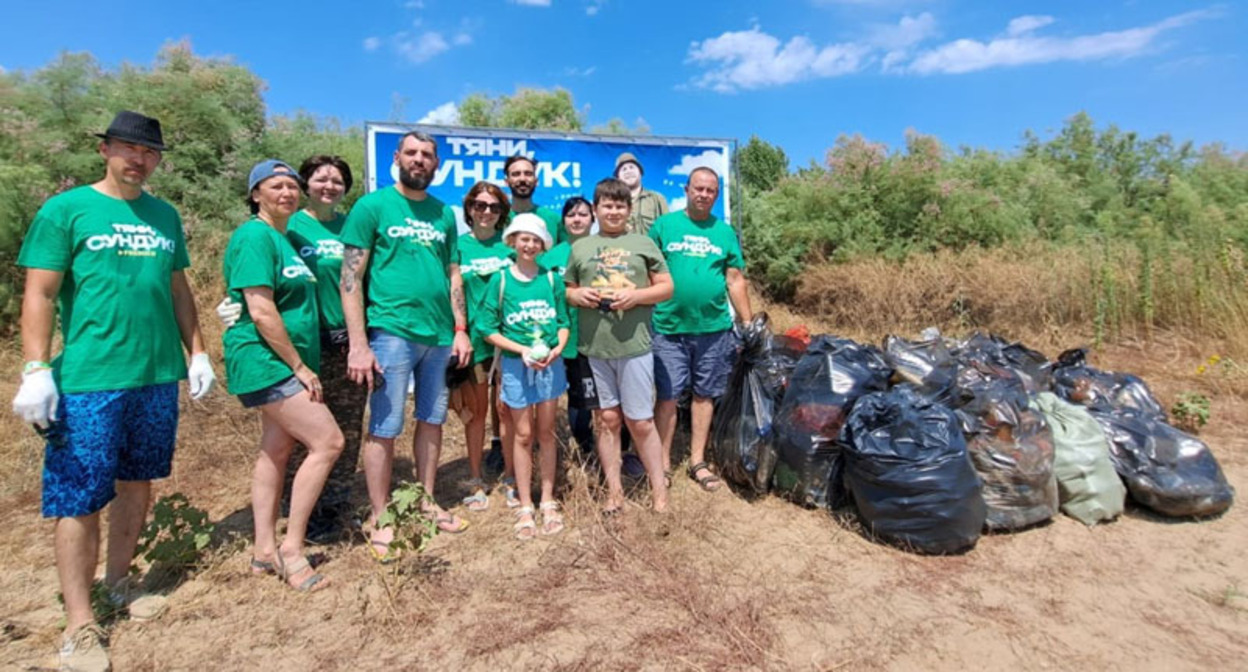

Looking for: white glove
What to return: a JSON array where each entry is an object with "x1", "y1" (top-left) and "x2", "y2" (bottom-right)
[
  {"x1": 187, "y1": 353, "x2": 217, "y2": 401},
  {"x1": 13, "y1": 368, "x2": 59, "y2": 429},
  {"x1": 215, "y1": 296, "x2": 243, "y2": 329}
]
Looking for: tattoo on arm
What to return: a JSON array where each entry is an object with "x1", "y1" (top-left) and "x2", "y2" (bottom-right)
[
  {"x1": 341, "y1": 246, "x2": 365, "y2": 294},
  {"x1": 452, "y1": 285, "x2": 466, "y2": 322}
]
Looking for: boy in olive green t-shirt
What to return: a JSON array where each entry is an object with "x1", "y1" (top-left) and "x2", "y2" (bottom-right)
[{"x1": 564, "y1": 178, "x2": 673, "y2": 514}]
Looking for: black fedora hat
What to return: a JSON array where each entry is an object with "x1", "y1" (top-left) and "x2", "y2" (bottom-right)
[{"x1": 95, "y1": 110, "x2": 167, "y2": 151}]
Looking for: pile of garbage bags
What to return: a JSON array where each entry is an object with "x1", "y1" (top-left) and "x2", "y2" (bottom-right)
[{"x1": 711, "y1": 323, "x2": 1235, "y2": 554}]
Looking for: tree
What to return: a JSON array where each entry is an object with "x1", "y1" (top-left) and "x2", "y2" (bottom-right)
[
  {"x1": 455, "y1": 87, "x2": 582, "y2": 131},
  {"x1": 737, "y1": 135, "x2": 788, "y2": 192}
]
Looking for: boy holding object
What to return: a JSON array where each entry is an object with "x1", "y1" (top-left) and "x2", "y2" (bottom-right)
[
  {"x1": 480, "y1": 214, "x2": 570, "y2": 539},
  {"x1": 564, "y1": 179, "x2": 674, "y2": 514}
]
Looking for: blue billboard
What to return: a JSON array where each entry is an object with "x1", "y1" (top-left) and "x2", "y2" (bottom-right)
[{"x1": 365, "y1": 123, "x2": 735, "y2": 233}]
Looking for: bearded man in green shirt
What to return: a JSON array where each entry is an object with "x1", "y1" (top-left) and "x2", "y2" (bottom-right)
[
  {"x1": 648, "y1": 167, "x2": 753, "y2": 493},
  {"x1": 12, "y1": 110, "x2": 216, "y2": 672},
  {"x1": 503, "y1": 154, "x2": 565, "y2": 244},
  {"x1": 340, "y1": 131, "x2": 474, "y2": 555}
]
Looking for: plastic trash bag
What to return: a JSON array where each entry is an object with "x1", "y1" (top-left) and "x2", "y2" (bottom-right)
[
  {"x1": 772, "y1": 335, "x2": 891, "y2": 509},
  {"x1": 1093, "y1": 409, "x2": 1234, "y2": 518},
  {"x1": 1052, "y1": 349, "x2": 1166, "y2": 420},
  {"x1": 1031, "y1": 392, "x2": 1125, "y2": 525},
  {"x1": 954, "y1": 332, "x2": 1053, "y2": 393},
  {"x1": 883, "y1": 333, "x2": 957, "y2": 405},
  {"x1": 710, "y1": 314, "x2": 805, "y2": 495},
  {"x1": 842, "y1": 385, "x2": 987, "y2": 554}
]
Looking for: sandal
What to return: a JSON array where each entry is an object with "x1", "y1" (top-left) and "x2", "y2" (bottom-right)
[
  {"x1": 367, "y1": 539, "x2": 401, "y2": 565},
  {"x1": 462, "y1": 479, "x2": 490, "y2": 512},
  {"x1": 687, "y1": 461, "x2": 723, "y2": 493},
  {"x1": 274, "y1": 552, "x2": 329, "y2": 593},
  {"x1": 513, "y1": 506, "x2": 537, "y2": 541},
  {"x1": 250, "y1": 557, "x2": 275, "y2": 575},
  {"x1": 499, "y1": 477, "x2": 520, "y2": 509},
  {"x1": 539, "y1": 501, "x2": 565, "y2": 536},
  {"x1": 432, "y1": 510, "x2": 470, "y2": 534}
]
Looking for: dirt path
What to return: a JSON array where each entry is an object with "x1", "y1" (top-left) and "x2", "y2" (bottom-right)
[{"x1": 1, "y1": 341, "x2": 1245, "y2": 671}]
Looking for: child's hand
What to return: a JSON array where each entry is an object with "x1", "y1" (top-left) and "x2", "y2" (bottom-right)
[
  {"x1": 609, "y1": 289, "x2": 640, "y2": 311},
  {"x1": 569, "y1": 287, "x2": 601, "y2": 308}
]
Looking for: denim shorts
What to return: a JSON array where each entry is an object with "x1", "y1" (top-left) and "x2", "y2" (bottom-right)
[
  {"x1": 369, "y1": 328, "x2": 452, "y2": 437},
  {"x1": 236, "y1": 375, "x2": 304, "y2": 409},
  {"x1": 499, "y1": 356, "x2": 567, "y2": 410},
  {"x1": 42, "y1": 382, "x2": 179, "y2": 518},
  {"x1": 653, "y1": 330, "x2": 738, "y2": 401}
]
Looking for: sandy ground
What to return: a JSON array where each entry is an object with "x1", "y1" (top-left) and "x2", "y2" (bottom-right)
[{"x1": 1, "y1": 338, "x2": 1245, "y2": 671}]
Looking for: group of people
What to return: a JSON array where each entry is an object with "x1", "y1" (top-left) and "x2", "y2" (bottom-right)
[{"x1": 11, "y1": 111, "x2": 750, "y2": 672}]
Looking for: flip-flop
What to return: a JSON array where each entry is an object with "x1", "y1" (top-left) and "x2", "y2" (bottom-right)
[
  {"x1": 434, "y1": 511, "x2": 470, "y2": 534},
  {"x1": 367, "y1": 539, "x2": 401, "y2": 565},
  {"x1": 250, "y1": 557, "x2": 275, "y2": 575},
  {"x1": 274, "y1": 553, "x2": 329, "y2": 593}
]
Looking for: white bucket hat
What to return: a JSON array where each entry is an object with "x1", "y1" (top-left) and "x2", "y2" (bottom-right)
[{"x1": 503, "y1": 213, "x2": 553, "y2": 251}]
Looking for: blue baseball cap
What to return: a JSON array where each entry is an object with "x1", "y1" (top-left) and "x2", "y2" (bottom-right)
[{"x1": 247, "y1": 159, "x2": 302, "y2": 193}]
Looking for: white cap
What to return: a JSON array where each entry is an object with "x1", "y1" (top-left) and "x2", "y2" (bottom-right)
[{"x1": 503, "y1": 213, "x2": 554, "y2": 251}]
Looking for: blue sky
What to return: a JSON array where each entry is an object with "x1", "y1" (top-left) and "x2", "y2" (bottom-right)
[{"x1": 1, "y1": 0, "x2": 1243, "y2": 167}]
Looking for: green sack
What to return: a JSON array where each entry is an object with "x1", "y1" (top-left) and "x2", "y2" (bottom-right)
[{"x1": 1032, "y1": 392, "x2": 1126, "y2": 525}]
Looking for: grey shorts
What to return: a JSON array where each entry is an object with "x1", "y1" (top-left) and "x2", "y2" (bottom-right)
[
  {"x1": 588, "y1": 352, "x2": 655, "y2": 421},
  {"x1": 237, "y1": 375, "x2": 304, "y2": 409}
]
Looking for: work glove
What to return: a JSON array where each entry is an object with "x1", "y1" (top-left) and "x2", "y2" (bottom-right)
[
  {"x1": 13, "y1": 368, "x2": 59, "y2": 429},
  {"x1": 215, "y1": 296, "x2": 243, "y2": 329},
  {"x1": 187, "y1": 353, "x2": 217, "y2": 401}
]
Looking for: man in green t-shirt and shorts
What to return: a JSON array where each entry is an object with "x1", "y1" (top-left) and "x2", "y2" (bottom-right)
[
  {"x1": 649, "y1": 167, "x2": 753, "y2": 493},
  {"x1": 340, "y1": 131, "x2": 474, "y2": 554},
  {"x1": 12, "y1": 110, "x2": 217, "y2": 672}
]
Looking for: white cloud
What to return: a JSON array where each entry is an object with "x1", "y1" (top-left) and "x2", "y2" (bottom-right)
[
  {"x1": 669, "y1": 196, "x2": 687, "y2": 212},
  {"x1": 452, "y1": 32, "x2": 472, "y2": 46},
  {"x1": 510, "y1": 0, "x2": 552, "y2": 6},
  {"x1": 586, "y1": 0, "x2": 607, "y2": 15},
  {"x1": 362, "y1": 36, "x2": 382, "y2": 52},
  {"x1": 418, "y1": 101, "x2": 460, "y2": 125},
  {"x1": 687, "y1": 28, "x2": 870, "y2": 92},
  {"x1": 866, "y1": 12, "x2": 937, "y2": 50},
  {"x1": 669, "y1": 149, "x2": 729, "y2": 177},
  {"x1": 562, "y1": 65, "x2": 597, "y2": 77},
  {"x1": 1005, "y1": 15, "x2": 1054, "y2": 37},
  {"x1": 394, "y1": 31, "x2": 451, "y2": 64},
  {"x1": 909, "y1": 9, "x2": 1216, "y2": 75}
]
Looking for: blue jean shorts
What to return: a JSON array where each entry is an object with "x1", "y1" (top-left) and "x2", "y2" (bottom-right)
[
  {"x1": 42, "y1": 382, "x2": 180, "y2": 518},
  {"x1": 499, "y1": 356, "x2": 568, "y2": 410},
  {"x1": 368, "y1": 328, "x2": 452, "y2": 437},
  {"x1": 236, "y1": 375, "x2": 304, "y2": 409},
  {"x1": 653, "y1": 330, "x2": 738, "y2": 401}
]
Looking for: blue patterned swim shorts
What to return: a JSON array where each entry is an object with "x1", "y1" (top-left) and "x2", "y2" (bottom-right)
[{"x1": 41, "y1": 382, "x2": 179, "y2": 518}]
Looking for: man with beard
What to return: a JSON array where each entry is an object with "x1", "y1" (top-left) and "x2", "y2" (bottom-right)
[
  {"x1": 504, "y1": 155, "x2": 564, "y2": 244},
  {"x1": 614, "y1": 152, "x2": 668, "y2": 236},
  {"x1": 340, "y1": 131, "x2": 474, "y2": 555}
]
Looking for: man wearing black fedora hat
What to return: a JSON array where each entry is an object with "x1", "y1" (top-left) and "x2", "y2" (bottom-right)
[{"x1": 13, "y1": 109, "x2": 216, "y2": 672}]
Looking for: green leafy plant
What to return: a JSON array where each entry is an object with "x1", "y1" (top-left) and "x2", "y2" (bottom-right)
[
  {"x1": 1171, "y1": 392, "x2": 1211, "y2": 434},
  {"x1": 374, "y1": 482, "x2": 439, "y2": 554},
  {"x1": 136, "y1": 493, "x2": 214, "y2": 569}
]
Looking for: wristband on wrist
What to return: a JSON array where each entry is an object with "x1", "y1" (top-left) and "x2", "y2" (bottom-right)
[
  {"x1": 454, "y1": 324, "x2": 468, "y2": 333},
  {"x1": 23, "y1": 361, "x2": 52, "y2": 375}
]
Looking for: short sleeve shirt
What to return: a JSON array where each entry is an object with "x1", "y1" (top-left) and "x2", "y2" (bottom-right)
[
  {"x1": 565, "y1": 233, "x2": 669, "y2": 360},
  {"x1": 456, "y1": 231, "x2": 513, "y2": 364},
  {"x1": 478, "y1": 267, "x2": 570, "y2": 359},
  {"x1": 17, "y1": 186, "x2": 190, "y2": 393},
  {"x1": 222, "y1": 219, "x2": 321, "y2": 395},
  {"x1": 648, "y1": 210, "x2": 745, "y2": 335},
  {"x1": 339, "y1": 187, "x2": 458, "y2": 346},
  {"x1": 538, "y1": 241, "x2": 578, "y2": 360},
  {"x1": 286, "y1": 210, "x2": 347, "y2": 331}
]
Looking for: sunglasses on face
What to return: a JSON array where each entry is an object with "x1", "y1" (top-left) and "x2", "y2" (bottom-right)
[{"x1": 471, "y1": 201, "x2": 503, "y2": 214}]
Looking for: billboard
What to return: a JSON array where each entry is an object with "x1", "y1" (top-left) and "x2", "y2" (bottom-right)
[{"x1": 364, "y1": 123, "x2": 736, "y2": 233}]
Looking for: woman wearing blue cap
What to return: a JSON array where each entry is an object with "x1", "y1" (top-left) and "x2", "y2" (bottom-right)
[{"x1": 221, "y1": 159, "x2": 344, "y2": 592}]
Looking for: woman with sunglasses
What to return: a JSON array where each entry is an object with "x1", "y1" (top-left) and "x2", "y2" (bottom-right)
[{"x1": 454, "y1": 181, "x2": 514, "y2": 510}]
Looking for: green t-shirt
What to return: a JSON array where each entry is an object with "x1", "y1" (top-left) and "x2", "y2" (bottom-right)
[
  {"x1": 456, "y1": 231, "x2": 513, "y2": 364},
  {"x1": 478, "y1": 267, "x2": 570, "y2": 359},
  {"x1": 222, "y1": 219, "x2": 321, "y2": 395},
  {"x1": 648, "y1": 211, "x2": 746, "y2": 335},
  {"x1": 538, "y1": 241, "x2": 578, "y2": 359},
  {"x1": 340, "y1": 187, "x2": 458, "y2": 346},
  {"x1": 509, "y1": 204, "x2": 565, "y2": 245},
  {"x1": 565, "y1": 233, "x2": 669, "y2": 360},
  {"x1": 287, "y1": 210, "x2": 347, "y2": 331},
  {"x1": 17, "y1": 186, "x2": 190, "y2": 393}
]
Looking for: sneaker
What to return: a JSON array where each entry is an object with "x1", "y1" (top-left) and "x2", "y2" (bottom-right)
[
  {"x1": 621, "y1": 453, "x2": 646, "y2": 479},
  {"x1": 58, "y1": 623, "x2": 110, "y2": 672},
  {"x1": 107, "y1": 578, "x2": 168, "y2": 622}
]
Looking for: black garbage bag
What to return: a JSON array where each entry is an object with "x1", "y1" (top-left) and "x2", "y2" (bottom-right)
[
  {"x1": 954, "y1": 372, "x2": 1058, "y2": 531},
  {"x1": 883, "y1": 333, "x2": 958, "y2": 404},
  {"x1": 710, "y1": 314, "x2": 806, "y2": 494},
  {"x1": 842, "y1": 385, "x2": 987, "y2": 554},
  {"x1": 1052, "y1": 349, "x2": 1166, "y2": 420},
  {"x1": 954, "y1": 332, "x2": 1053, "y2": 393},
  {"x1": 772, "y1": 335, "x2": 891, "y2": 509},
  {"x1": 1093, "y1": 409, "x2": 1234, "y2": 517}
]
